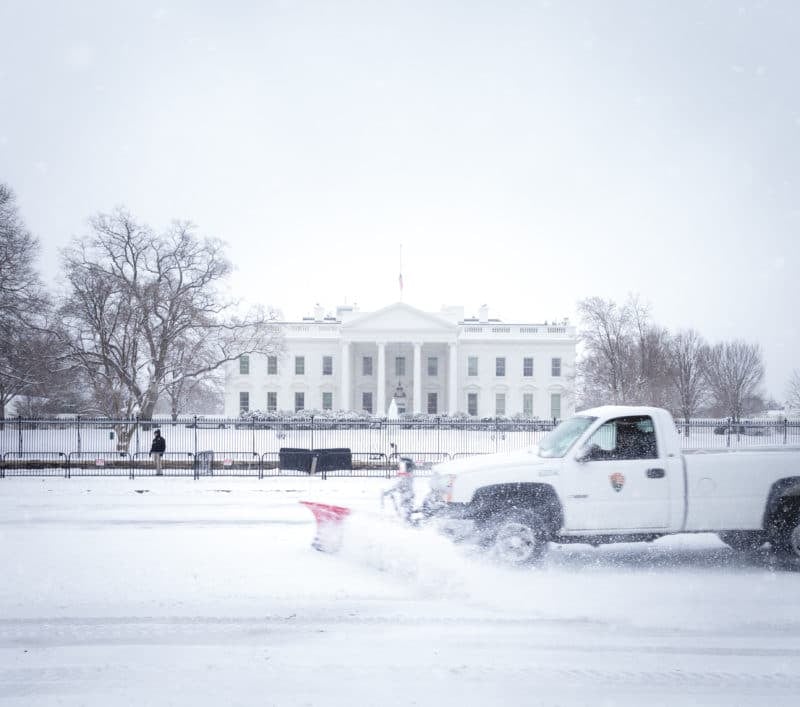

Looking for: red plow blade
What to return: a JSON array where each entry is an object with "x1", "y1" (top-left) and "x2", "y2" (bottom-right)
[{"x1": 299, "y1": 501, "x2": 352, "y2": 553}]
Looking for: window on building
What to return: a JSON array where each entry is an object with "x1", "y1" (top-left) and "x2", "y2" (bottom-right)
[
  {"x1": 362, "y1": 356, "x2": 373, "y2": 376},
  {"x1": 322, "y1": 391, "x2": 333, "y2": 411},
  {"x1": 239, "y1": 391, "x2": 250, "y2": 414},
  {"x1": 523, "y1": 357, "x2": 534, "y2": 377},
  {"x1": 427, "y1": 357, "x2": 438, "y2": 376},
  {"x1": 395, "y1": 356, "x2": 406, "y2": 377},
  {"x1": 267, "y1": 356, "x2": 277, "y2": 375},
  {"x1": 467, "y1": 392, "x2": 478, "y2": 417},
  {"x1": 551, "y1": 357, "x2": 561, "y2": 377},
  {"x1": 495, "y1": 393, "x2": 506, "y2": 416},
  {"x1": 551, "y1": 393, "x2": 562, "y2": 420},
  {"x1": 266, "y1": 392, "x2": 277, "y2": 413},
  {"x1": 322, "y1": 355, "x2": 333, "y2": 376},
  {"x1": 362, "y1": 392, "x2": 373, "y2": 414},
  {"x1": 523, "y1": 393, "x2": 533, "y2": 417},
  {"x1": 427, "y1": 392, "x2": 438, "y2": 414},
  {"x1": 468, "y1": 356, "x2": 478, "y2": 377},
  {"x1": 495, "y1": 357, "x2": 506, "y2": 377},
  {"x1": 239, "y1": 355, "x2": 250, "y2": 375},
  {"x1": 295, "y1": 356, "x2": 305, "y2": 375},
  {"x1": 294, "y1": 392, "x2": 305, "y2": 412}
]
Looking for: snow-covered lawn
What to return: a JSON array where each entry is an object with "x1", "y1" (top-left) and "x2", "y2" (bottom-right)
[{"x1": 1, "y1": 476, "x2": 799, "y2": 706}]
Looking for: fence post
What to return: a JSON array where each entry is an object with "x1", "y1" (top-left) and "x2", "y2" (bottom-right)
[
  {"x1": 784, "y1": 418, "x2": 788, "y2": 445},
  {"x1": 380, "y1": 418, "x2": 385, "y2": 464},
  {"x1": 193, "y1": 415, "x2": 198, "y2": 460},
  {"x1": 310, "y1": 415, "x2": 315, "y2": 451},
  {"x1": 494, "y1": 417, "x2": 499, "y2": 453},
  {"x1": 135, "y1": 416, "x2": 140, "y2": 457},
  {"x1": 77, "y1": 415, "x2": 82, "y2": 455},
  {"x1": 17, "y1": 415, "x2": 22, "y2": 455},
  {"x1": 726, "y1": 417, "x2": 731, "y2": 448},
  {"x1": 252, "y1": 416, "x2": 256, "y2": 456}
]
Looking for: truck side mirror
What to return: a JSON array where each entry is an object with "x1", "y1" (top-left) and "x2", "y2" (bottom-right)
[{"x1": 576, "y1": 444, "x2": 600, "y2": 463}]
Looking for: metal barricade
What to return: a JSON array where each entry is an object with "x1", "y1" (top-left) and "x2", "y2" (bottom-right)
[
  {"x1": 259, "y1": 452, "x2": 283, "y2": 477},
  {"x1": 351, "y1": 452, "x2": 391, "y2": 476},
  {"x1": 386, "y1": 451, "x2": 450, "y2": 475},
  {"x1": 192, "y1": 451, "x2": 261, "y2": 478},
  {"x1": 1, "y1": 452, "x2": 68, "y2": 477},
  {"x1": 67, "y1": 451, "x2": 132, "y2": 477},
  {"x1": 131, "y1": 452, "x2": 195, "y2": 478}
]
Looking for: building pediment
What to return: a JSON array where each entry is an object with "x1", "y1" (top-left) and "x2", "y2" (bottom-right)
[{"x1": 342, "y1": 302, "x2": 457, "y2": 340}]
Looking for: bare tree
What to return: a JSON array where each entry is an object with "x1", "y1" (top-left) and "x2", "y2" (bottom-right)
[
  {"x1": 667, "y1": 329, "x2": 709, "y2": 431},
  {"x1": 787, "y1": 370, "x2": 800, "y2": 411},
  {"x1": 57, "y1": 209, "x2": 282, "y2": 436},
  {"x1": 576, "y1": 297, "x2": 635, "y2": 405},
  {"x1": 160, "y1": 335, "x2": 223, "y2": 418},
  {"x1": 702, "y1": 340, "x2": 764, "y2": 421},
  {"x1": 628, "y1": 295, "x2": 673, "y2": 406},
  {"x1": 10, "y1": 335, "x2": 85, "y2": 416},
  {"x1": 576, "y1": 295, "x2": 673, "y2": 407},
  {"x1": 0, "y1": 184, "x2": 52, "y2": 422}
]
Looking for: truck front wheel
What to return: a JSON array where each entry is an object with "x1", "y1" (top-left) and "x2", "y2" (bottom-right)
[{"x1": 489, "y1": 510, "x2": 548, "y2": 566}]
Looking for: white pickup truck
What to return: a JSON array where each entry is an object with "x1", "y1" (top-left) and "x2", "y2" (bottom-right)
[{"x1": 428, "y1": 405, "x2": 800, "y2": 565}]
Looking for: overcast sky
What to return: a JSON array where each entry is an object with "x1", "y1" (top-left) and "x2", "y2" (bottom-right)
[{"x1": 1, "y1": 0, "x2": 798, "y2": 399}]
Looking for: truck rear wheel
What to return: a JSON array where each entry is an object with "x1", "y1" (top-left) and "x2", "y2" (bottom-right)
[
  {"x1": 773, "y1": 514, "x2": 800, "y2": 563},
  {"x1": 490, "y1": 510, "x2": 548, "y2": 566}
]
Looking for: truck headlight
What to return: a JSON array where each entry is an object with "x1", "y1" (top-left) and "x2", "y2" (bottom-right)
[{"x1": 429, "y1": 473, "x2": 457, "y2": 501}]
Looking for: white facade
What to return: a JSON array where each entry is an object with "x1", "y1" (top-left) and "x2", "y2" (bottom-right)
[{"x1": 224, "y1": 303, "x2": 577, "y2": 419}]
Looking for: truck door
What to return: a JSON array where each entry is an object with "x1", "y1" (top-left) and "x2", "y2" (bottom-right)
[{"x1": 563, "y1": 415, "x2": 672, "y2": 531}]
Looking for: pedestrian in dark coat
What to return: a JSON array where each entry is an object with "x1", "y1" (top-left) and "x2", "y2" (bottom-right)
[{"x1": 150, "y1": 429, "x2": 166, "y2": 475}]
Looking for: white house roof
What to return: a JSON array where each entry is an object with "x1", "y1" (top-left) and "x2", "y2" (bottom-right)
[{"x1": 342, "y1": 302, "x2": 457, "y2": 342}]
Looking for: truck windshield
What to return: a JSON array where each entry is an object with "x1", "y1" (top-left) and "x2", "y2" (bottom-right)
[{"x1": 538, "y1": 416, "x2": 597, "y2": 458}]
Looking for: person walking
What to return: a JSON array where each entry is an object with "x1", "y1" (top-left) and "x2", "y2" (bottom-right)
[{"x1": 150, "y1": 429, "x2": 166, "y2": 475}]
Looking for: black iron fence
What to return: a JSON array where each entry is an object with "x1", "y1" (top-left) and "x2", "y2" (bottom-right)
[{"x1": 1, "y1": 415, "x2": 799, "y2": 478}]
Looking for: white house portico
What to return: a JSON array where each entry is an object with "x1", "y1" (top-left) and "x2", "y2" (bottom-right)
[
  {"x1": 339, "y1": 304, "x2": 459, "y2": 415},
  {"x1": 225, "y1": 302, "x2": 577, "y2": 420}
]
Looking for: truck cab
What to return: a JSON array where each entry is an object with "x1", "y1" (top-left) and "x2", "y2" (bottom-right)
[{"x1": 556, "y1": 408, "x2": 685, "y2": 534}]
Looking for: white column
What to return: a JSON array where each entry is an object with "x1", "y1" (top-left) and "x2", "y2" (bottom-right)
[
  {"x1": 340, "y1": 341, "x2": 351, "y2": 410},
  {"x1": 413, "y1": 342, "x2": 422, "y2": 414},
  {"x1": 448, "y1": 342, "x2": 458, "y2": 415},
  {"x1": 377, "y1": 342, "x2": 386, "y2": 416}
]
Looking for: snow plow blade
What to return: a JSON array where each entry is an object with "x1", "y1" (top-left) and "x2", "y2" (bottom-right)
[{"x1": 299, "y1": 501, "x2": 352, "y2": 553}]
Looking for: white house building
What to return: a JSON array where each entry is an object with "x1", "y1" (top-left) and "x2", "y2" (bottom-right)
[{"x1": 224, "y1": 302, "x2": 577, "y2": 419}]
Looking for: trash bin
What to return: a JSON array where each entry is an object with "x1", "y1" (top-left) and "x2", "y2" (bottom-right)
[
  {"x1": 279, "y1": 448, "x2": 314, "y2": 472},
  {"x1": 313, "y1": 448, "x2": 352, "y2": 473}
]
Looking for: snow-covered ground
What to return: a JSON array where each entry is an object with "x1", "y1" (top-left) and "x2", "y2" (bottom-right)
[{"x1": 1, "y1": 476, "x2": 799, "y2": 706}]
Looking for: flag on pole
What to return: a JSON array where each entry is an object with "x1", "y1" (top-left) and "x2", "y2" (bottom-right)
[{"x1": 398, "y1": 243, "x2": 404, "y2": 297}]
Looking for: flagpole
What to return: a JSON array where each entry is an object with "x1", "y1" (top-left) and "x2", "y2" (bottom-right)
[{"x1": 399, "y1": 243, "x2": 403, "y2": 302}]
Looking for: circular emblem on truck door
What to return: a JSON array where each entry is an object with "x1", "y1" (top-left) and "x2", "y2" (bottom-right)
[{"x1": 609, "y1": 472, "x2": 625, "y2": 492}]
